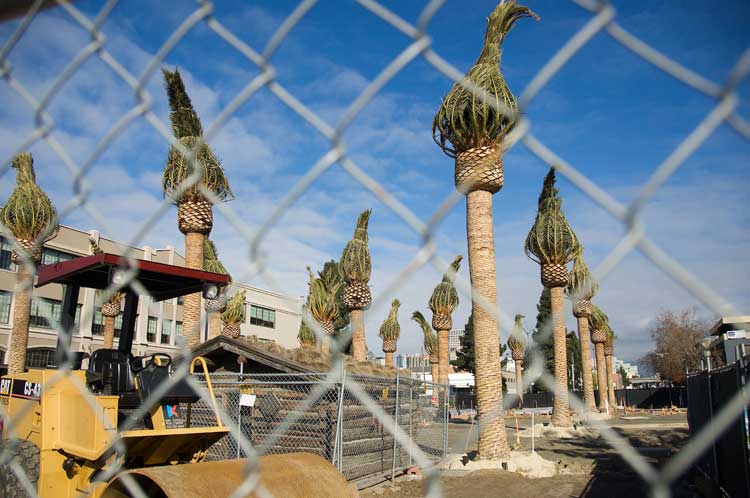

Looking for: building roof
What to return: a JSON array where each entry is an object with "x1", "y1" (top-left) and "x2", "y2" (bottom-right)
[
  {"x1": 192, "y1": 336, "x2": 315, "y2": 374},
  {"x1": 709, "y1": 316, "x2": 750, "y2": 336}
]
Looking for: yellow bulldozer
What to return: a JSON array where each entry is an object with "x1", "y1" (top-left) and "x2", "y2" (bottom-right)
[{"x1": 0, "y1": 253, "x2": 355, "y2": 497}]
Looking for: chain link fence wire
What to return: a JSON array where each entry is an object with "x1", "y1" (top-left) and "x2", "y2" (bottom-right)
[{"x1": 0, "y1": 0, "x2": 749, "y2": 497}]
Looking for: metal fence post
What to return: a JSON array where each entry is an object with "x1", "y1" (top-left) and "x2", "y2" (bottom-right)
[
  {"x1": 334, "y1": 364, "x2": 346, "y2": 472},
  {"x1": 408, "y1": 378, "x2": 413, "y2": 467},
  {"x1": 443, "y1": 382, "x2": 448, "y2": 458},
  {"x1": 391, "y1": 369, "x2": 401, "y2": 482}
]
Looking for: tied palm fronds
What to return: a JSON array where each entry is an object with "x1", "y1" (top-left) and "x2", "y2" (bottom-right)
[
  {"x1": 589, "y1": 304, "x2": 610, "y2": 343},
  {"x1": 319, "y1": 260, "x2": 349, "y2": 331},
  {"x1": 379, "y1": 299, "x2": 401, "y2": 342},
  {"x1": 340, "y1": 209, "x2": 372, "y2": 283},
  {"x1": 412, "y1": 311, "x2": 437, "y2": 357},
  {"x1": 221, "y1": 290, "x2": 247, "y2": 325},
  {"x1": 89, "y1": 238, "x2": 124, "y2": 308},
  {"x1": 566, "y1": 250, "x2": 598, "y2": 301},
  {"x1": 340, "y1": 210, "x2": 373, "y2": 311},
  {"x1": 507, "y1": 313, "x2": 526, "y2": 359},
  {"x1": 307, "y1": 266, "x2": 341, "y2": 334},
  {"x1": 1, "y1": 153, "x2": 58, "y2": 261},
  {"x1": 524, "y1": 168, "x2": 580, "y2": 287},
  {"x1": 298, "y1": 318, "x2": 316, "y2": 348},
  {"x1": 203, "y1": 239, "x2": 230, "y2": 277},
  {"x1": 161, "y1": 68, "x2": 233, "y2": 204},
  {"x1": 432, "y1": 1, "x2": 538, "y2": 157},
  {"x1": 604, "y1": 323, "x2": 615, "y2": 355},
  {"x1": 429, "y1": 255, "x2": 462, "y2": 330}
]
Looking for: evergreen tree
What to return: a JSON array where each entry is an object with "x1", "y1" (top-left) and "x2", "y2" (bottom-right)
[
  {"x1": 619, "y1": 366, "x2": 630, "y2": 387},
  {"x1": 451, "y1": 314, "x2": 507, "y2": 376},
  {"x1": 566, "y1": 330, "x2": 583, "y2": 391},
  {"x1": 529, "y1": 287, "x2": 554, "y2": 392}
]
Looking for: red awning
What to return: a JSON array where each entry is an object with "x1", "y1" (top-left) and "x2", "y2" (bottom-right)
[{"x1": 36, "y1": 253, "x2": 230, "y2": 302}]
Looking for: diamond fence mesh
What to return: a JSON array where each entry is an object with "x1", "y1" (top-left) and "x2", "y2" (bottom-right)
[{"x1": 0, "y1": 0, "x2": 748, "y2": 497}]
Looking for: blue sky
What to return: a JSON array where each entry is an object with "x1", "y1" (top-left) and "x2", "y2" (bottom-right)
[{"x1": 1, "y1": 0, "x2": 748, "y2": 363}]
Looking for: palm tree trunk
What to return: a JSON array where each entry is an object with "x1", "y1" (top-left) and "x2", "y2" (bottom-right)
[
  {"x1": 430, "y1": 359, "x2": 439, "y2": 406},
  {"x1": 7, "y1": 266, "x2": 33, "y2": 374},
  {"x1": 438, "y1": 329, "x2": 449, "y2": 387},
  {"x1": 594, "y1": 342, "x2": 608, "y2": 412},
  {"x1": 514, "y1": 359, "x2": 523, "y2": 403},
  {"x1": 320, "y1": 336, "x2": 330, "y2": 355},
  {"x1": 385, "y1": 352, "x2": 394, "y2": 367},
  {"x1": 550, "y1": 286, "x2": 571, "y2": 427},
  {"x1": 606, "y1": 354, "x2": 617, "y2": 413},
  {"x1": 466, "y1": 189, "x2": 509, "y2": 459},
  {"x1": 351, "y1": 309, "x2": 365, "y2": 361},
  {"x1": 103, "y1": 315, "x2": 116, "y2": 349},
  {"x1": 182, "y1": 231, "x2": 204, "y2": 348},
  {"x1": 577, "y1": 315, "x2": 597, "y2": 412},
  {"x1": 208, "y1": 311, "x2": 222, "y2": 340}
]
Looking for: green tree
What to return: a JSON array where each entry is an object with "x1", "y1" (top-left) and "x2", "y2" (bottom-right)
[
  {"x1": 567, "y1": 330, "x2": 583, "y2": 391},
  {"x1": 451, "y1": 314, "x2": 507, "y2": 376},
  {"x1": 619, "y1": 366, "x2": 630, "y2": 388}
]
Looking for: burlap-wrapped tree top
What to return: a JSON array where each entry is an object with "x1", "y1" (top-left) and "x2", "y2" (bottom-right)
[
  {"x1": 507, "y1": 313, "x2": 527, "y2": 361},
  {"x1": 412, "y1": 311, "x2": 438, "y2": 363},
  {"x1": 221, "y1": 290, "x2": 246, "y2": 339},
  {"x1": 432, "y1": 2, "x2": 538, "y2": 193},
  {"x1": 566, "y1": 251, "x2": 598, "y2": 317},
  {"x1": 428, "y1": 255, "x2": 462, "y2": 331},
  {"x1": 524, "y1": 168, "x2": 580, "y2": 288},
  {"x1": 378, "y1": 299, "x2": 401, "y2": 353},
  {"x1": 1, "y1": 153, "x2": 58, "y2": 264},
  {"x1": 340, "y1": 209, "x2": 372, "y2": 310}
]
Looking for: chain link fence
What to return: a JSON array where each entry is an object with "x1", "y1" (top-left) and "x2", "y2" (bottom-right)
[
  {"x1": 0, "y1": 0, "x2": 748, "y2": 497},
  {"x1": 188, "y1": 371, "x2": 447, "y2": 485}
]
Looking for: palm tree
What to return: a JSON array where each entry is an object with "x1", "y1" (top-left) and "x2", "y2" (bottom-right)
[
  {"x1": 307, "y1": 266, "x2": 342, "y2": 353},
  {"x1": 566, "y1": 251, "x2": 599, "y2": 413},
  {"x1": 589, "y1": 305, "x2": 610, "y2": 413},
  {"x1": 524, "y1": 168, "x2": 580, "y2": 427},
  {"x1": 203, "y1": 239, "x2": 230, "y2": 340},
  {"x1": 1, "y1": 153, "x2": 58, "y2": 374},
  {"x1": 298, "y1": 320, "x2": 316, "y2": 348},
  {"x1": 89, "y1": 238, "x2": 124, "y2": 349},
  {"x1": 432, "y1": 2, "x2": 537, "y2": 458},
  {"x1": 604, "y1": 324, "x2": 617, "y2": 414},
  {"x1": 429, "y1": 255, "x2": 462, "y2": 388},
  {"x1": 319, "y1": 260, "x2": 349, "y2": 335},
  {"x1": 507, "y1": 314, "x2": 526, "y2": 403},
  {"x1": 162, "y1": 68, "x2": 233, "y2": 348},
  {"x1": 412, "y1": 311, "x2": 439, "y2": 389},
  {"x1": 378, "y1": 299, "x2": 401, "y2": 367},
  {"x1": 339, "y1": 209, "x2": 372, "y2": 361},
  {"x1": 221, "y1": 290, "x2": 246, "y2": 338}
]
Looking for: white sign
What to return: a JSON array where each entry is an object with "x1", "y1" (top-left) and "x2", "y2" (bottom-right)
[
  {"x1": 726, "y1": 330, "x2": 747, "y2": 339},
  {"x1": 239, "y1": 394, "x2": 257, "y2": 407}
]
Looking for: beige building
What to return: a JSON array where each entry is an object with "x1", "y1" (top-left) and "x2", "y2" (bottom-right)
[{"x1": 0, "y1": 225, "x2": 302, "y2": 368}]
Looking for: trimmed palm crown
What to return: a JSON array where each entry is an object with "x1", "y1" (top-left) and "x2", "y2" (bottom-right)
[
  {"x1": 524, "y1": 168, "x2": 580, "y2": 288},
  {"x1": 1, "y1": 153, "x2": 59, "y2": 263},
  {"x1": 298, "y1": 320, "x2": 316, "y2": 348},
  {"x1": 221, "y1": 290, "x2": 246, "y2": 338},
  {"x1": 428, "y1": 255, "x2": 462, "y2": 331},
  {"x1": 604, "y1": 324, "x2": 615, "y2": 356},
  {"x1": 378, "y1": 299, "x2": 401, "y2": 352},
  {"x1": 89, "y1": 238, "x2": 124, "y2": 310},
  {"x1": 203, "y1": 239, "x2": 230, "y2": 313},
  {"x1": 319, "y1": 260, "x2": 349, "y2": 331},
  {"x1": 307, "y1": 266, "x2": 341, "y2": 335},
  {"x1": 507, "y1": 313, "x2": 526, "y2": 360},
  {"x1": 589, "y1": 305, "x2": 609, "y2": 343},
  {"x1": 162, "y1": 68, "x2": 233, "y2": 215},
  {"x1": 565, "y1": 250, "x2": 598, "y2": 315},
  {"x1": 340, "y1": 209, "x2": 372, "y2": 310},
  {"x1": 412, "y1": 311, "x2": 438, "y2": 358},
  {"x1": 432, "y1": 1, "x2": 538, "y2": 193}
]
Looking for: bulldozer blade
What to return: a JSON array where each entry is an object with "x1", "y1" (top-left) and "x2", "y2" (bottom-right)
[{"x1": 100, "y1": 452, "x2": 357, "y2": 498}]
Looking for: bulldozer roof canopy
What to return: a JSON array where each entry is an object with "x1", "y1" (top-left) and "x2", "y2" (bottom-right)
[{"x1": 36, "y1": 252, "x2": 230, "y2": 302}]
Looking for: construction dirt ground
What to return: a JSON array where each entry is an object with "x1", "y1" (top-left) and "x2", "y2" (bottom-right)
[{"x1": 361, "y1": 412, "x2": 694, "y2": 498}]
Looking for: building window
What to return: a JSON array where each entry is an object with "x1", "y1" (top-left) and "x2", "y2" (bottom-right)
[
  {"x1": 25, "y1": 348, "x2": 56, "y2": 369},
  {"x1": 0, "y1": 237, "x2": 15, "y2": 271},
  {"x1": 176, "y1": 296, "x2": 184, "y2": 305},
  {"x1": 40, "y1": 247, "x2": 75, "y2": 266},
  {"x1": 147, "y1": 317, "x2": 158, "y2": 343},
  {"x1": 0, "y1": 291, "x2": 11, "y2": 324},
  {"x1": 175, "y1": 321, "x2": 183, "y2": 337},
  {"x1": 161, "y1": 319, "x2": 172, "y2": 345},
  {"x1": 91, "y1": 308, "x2": 123, "y2": 337},
  {"x1": 249, "y1": 305, "x2": 275, "y2": 329},
  {"x1": 29, "y1": 297, "x2": 81, "y2": 329}
]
